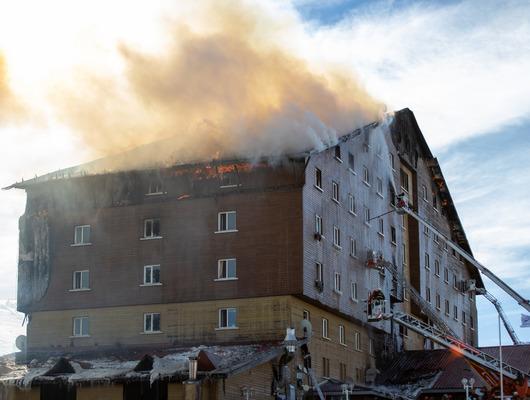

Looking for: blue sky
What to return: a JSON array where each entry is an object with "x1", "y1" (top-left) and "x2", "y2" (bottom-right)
[{"x1": 0, "y1": 0, "x2": 529, "y2": 348}]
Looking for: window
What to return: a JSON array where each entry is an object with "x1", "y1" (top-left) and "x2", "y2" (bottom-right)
[
  {"x1": 219, "y1": 170, "x2": 238, "y2": 188},
  {"x1": 433, "y1": 193, "x2": 438, "y2": 210},
  {"x1": 350, "y1": 237, "x2": 357, "y2": 257},
  {"x1": 73, "y1": 316, "x2": 89, "y2": 337},
  {"x1": 334, "y1": 272, "x2": 342, "y2": 293},
  {"x1": 401, "y1": 214, "x2": 407, "y2": 230},
  {"x1": 353, "y1": 331, "x2": 361, "y2": 351},
  {"x1": 315, "y1": 262, "x2": 323, "y2": 282},
  {"x1": 444, "y1": 268, "x2": 449, "y2": 283},
  {"x1": 144, "y1": 313, "x2": 161, "y2": 333},
  {"x1": 422, "y1": 185, "x2": 428, "y2": 201},
  {"x1": 462, "y1": 311, "x2": 467, "y2": 325},
  {"x1": 453, "y1": 305, "x2": 458, "y2": 320},
  {"x1": 434, "y1": 260, "x2": 440, "y2": 276},
  {"x1": 402, "y1": 243, "x2": 407, "y2": 266},
  {"x1": 217, "y1": 211, "x2": 236, "y2": 232},
  {"x1": 349, "y1": 194, "x2": 356, "y2": 214},
  {"x1": 389, "y1": 153, "x2": 395, "y2": 170},
  {"x1": 390, "y1": 226, "x2": 397, "y2": 244},
  {"x1": 333, "y1": 226, "x2": 341, "y2": 248},
  {"x1": 72, "y1": 270, "x2": 89, "y2": 290},
  {"x1": 143, "y1": 219, "x2": 161, "y2": 238},
  {"x1": 470, "y1": 315, "x2": 475, "y2": 330},
  {"x1": 403, "y1": 286, "x2": 409, "y2": 301},
  {"x1": 399, "y1": 324, "x2": 408, "y2": 337},
  {"x1": 377, "y1": 177, "x2": 384, "y2": 196},
  {"x1": 143, "y1": 265, "x2": 161, "y2": 285},
  {"x1": 423, "y1": 225, "x2": 429, "y2": 236},
  {"x1": 322, "y1": 357, "x2": 330, "y2": 377},
  {"x1": 433, "y1": 234, "x2": 439, "y2": 244},
  {"x1": 303, "y1": 310, "x2": 310, "y2": 321},
  {"x1": 424, "y1": 253, "x2": 430, "y2": 270},
  {"x1": 334, "y1": 145, "x2": 342, "y2": 161},
  {"x1": 340, "y1": 363, "x2": 347, "y2": 381},
  {"x1": 322, "y1": 318, "x2": 329, "y2": 338},
  {"x1": 369, "y1": 338, "x2": 375, "y2": 355},
  {"x1": 74, "y1": 225, "x2": 91, "y2": 245},
  {"x1": 339, "y1": 325, "x2": 345, "y2": 345},
  {"x1": 147, "y1": 179, "x2": 163, "y2": 195},
  {"x1": 400, "y1": 169, "x2": 409, "y2": 193},
  {"x1": 378, "y1": 219, "x2": 384, "y2": 236},
  {"x1": 217, "y1": 259, "x2": 237, "y2": 280},
  {"x1": 348, "y1": 152, "x2": 355, "y2": 171},
  {"x1": 332, "y1": 181, "x2": 339, "y2": 202},
  {"x1": 351, "y1": 282, "x2": 358, "y2": 301},
  {"x1": 435, "y1": 293, "x2": 441, "y2": 310},
  {"x1": 453, "y1": 274, "x2": 459, "y2": 290},
  {"x1": 315, "y1": 168, "x2": 322, "y2": 189},
  {"x1": 219, "y1": 308, "x2": 237, "y2": 329},
  {"x1": 363, "y1": 166, "x2": 370, "y2": 185},
  {"x1": 364, "y1": 207, "x2": 371, "y2": 225},
  {"x1": 426, "y1": 287, "x2": 431, "y2": 303},
  {"x1": 315, "y1": 214, "x2": 323, "y2": 236},
  {"x1": 445, "y1": 300, "x2": 450, "y2": 316}
]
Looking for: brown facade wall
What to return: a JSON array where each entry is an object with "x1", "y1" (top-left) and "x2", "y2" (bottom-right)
[
  {"x1": 29, "y1": 182, "x2": 303, "y2": 313},
  {"x1": 76, "y1": 385, "x2": 122, "y2": 400},
  {"x1": 0, "y1": 387, "x2": 39, "y2": 400}
]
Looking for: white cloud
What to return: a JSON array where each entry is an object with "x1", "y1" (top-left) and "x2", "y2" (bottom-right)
[{"x1": 299, "y1": 0, "x2": 530, "y2": 149}]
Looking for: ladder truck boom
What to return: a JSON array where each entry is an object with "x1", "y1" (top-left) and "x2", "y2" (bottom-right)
[
  {"x1": 478, "y1": 289, "x2": 522, "y2": 345},
  {"x1": 396, "y1": 195, "x2": 530, "y2": 313}
]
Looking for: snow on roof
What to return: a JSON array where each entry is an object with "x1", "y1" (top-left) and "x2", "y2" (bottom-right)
[{"x1": 0, "y1": 342, "x2": 284, "y2": 388}]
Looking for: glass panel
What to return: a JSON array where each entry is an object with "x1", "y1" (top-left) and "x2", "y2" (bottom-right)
[
  {"x1": 82, "y1": 226, "x2": 90, "y2": 243},
  {"x1": 145, "y1": 220, "x2": 152, "y2": 237},
  {"x1": 145, "y1": 314, "x2": 152, "y2": 331},
  {"x1": 74, "y1": 272, "x2": 81, "y2": 289},
  {"x1": 152, "y1": 314, "x2": 160, "y2": 331},
  {"x1": 81, "y1": 271, "x2": 89, "y2": 289},
  {"x1": 227, "y1": 212, "x2": 236, "y2": 230},
  {"x1": 74, "y1": 318, "x2": 81, "y2": 335},
  {"x1": 220, "y1": 309, "x2": 227, "y2": 327},
  {"x1": 227, "y1": 309, "x2": 237, "y2": 327},
  {"x1": 219, "y1": 213, "x2": 227, "y2": 230},
  {"x1": 145, "y1": 267, "x2": 152, "y2": 284},
  {"x1": 81, "y1": 317, "x2": 89, "y2": 336},
  {"x1": 153, "y1": 219, "x2": 160, "y2": 236},
  {"x1": 227, "y1": 260, "x2": 236, "y2": 278},
  {"x1": 152, "y1": 267, "x2": 160, "y2": 283}
]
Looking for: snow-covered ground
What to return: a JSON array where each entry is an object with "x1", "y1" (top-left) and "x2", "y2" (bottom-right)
[{"x1": 0, "y1": 299, "x2": 25, "y2": 356}]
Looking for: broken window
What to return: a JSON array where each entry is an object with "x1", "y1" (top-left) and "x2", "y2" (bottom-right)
[
  {"x1": 143, "y1": 219, "x2": 161, "y2": 238},
  {"x1": 377, "y1": 177, "x2": 384, "y2": 196},
  {"x1": 332, "y1": 181, "x2": 339, "y2": 202},
  {"x1": 315, "y1": 214, "x2": 323, "y2": 236},
  {"x1": 400, "y1": 168, "x2": 409, "y2": 193},
  {"x1": 350, "y1": 237, "x2": 357, "y2": 257},
  {"x1": 315, "y1": 167, "x2": 322, "y2": 189},
  {"x1": 74, "y1": 225, "x2": 91, "y2": 245},
  {"x1": 144, "y1": 313, "x2": 161, "y2": 333},
  {"x1": 219, "y1": 308, "x2": 237, "y2": 328},
  {"x1": 378, "y1": 219, "x2": 384, "y2": 236},
  {"x1": 363, "y1": 166, "x2": 370, "y2": 185},
  {"x1": 333, "y1": 226, "x2": 341, "y2": 248},
  {"x1": 147, "y1": 179, "x2": 163, "y2": 195},
  {"x1": 334, "y1": 272, "x2": 342, "y2": 293},
  {"x1": 143, "y1": 265, "x2": 161, "y2": 285},
  {"x1": 434, "y1": 259, "x2": 440, "y2": 276},
  {"x1": 73, "y1": 316, "x2": 89, "y2": 337},
  {"x1": 334, "y1": 144, "x2": 342, "y2": 161},
  {"x1": 219, "y1": 168, "x2": 238, "y2": 188},
  {"x1": 217, "y1": 211, "x2": 236, "y2": 232},
  {"x1": 218, "y1": 259, "x2": 236, "y2": 280},
  {"x1": 73, "y1": 270, "x2": 89, "y2": 290},
  {"x1": 348, "y1": 152, "x2": 355, "y2": 171}
]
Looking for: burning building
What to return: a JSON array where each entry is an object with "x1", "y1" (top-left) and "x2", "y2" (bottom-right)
[{"x1": 1, "y1": 109, "x2": 484, "y2": 399}]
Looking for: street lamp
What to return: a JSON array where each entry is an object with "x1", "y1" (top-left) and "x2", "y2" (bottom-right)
[
  {"x1": 462, "y1": 377, "x2": 475, "y2": 400},
  {"x1": 284, "y1": 328, "x2": 297, "y2": 353},
  {"x1": 341, "y1": 383, "x2": 354, "y2": 400}
]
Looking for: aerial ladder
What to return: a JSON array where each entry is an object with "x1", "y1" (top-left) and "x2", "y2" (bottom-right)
[
  {"x1": 478, "y1": 289, "x2": 522, "y2": 345},
  {"x1": 395, "y1": 193, "x2": 530, "y2": 313}
]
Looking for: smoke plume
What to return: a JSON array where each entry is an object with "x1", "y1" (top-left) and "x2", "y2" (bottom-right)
[
  {"x1": 0, "y1": 54, "x2": 24, "y2": 124},
  {"x1": 50, "y1": 1, "x2": 383, "y2": 169}
]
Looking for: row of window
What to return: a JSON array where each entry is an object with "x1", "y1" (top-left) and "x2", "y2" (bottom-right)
[
  {"x1": 423, "y1": 290, "x2": 475, "y2": 329},
  {"x1": 424, "y1": 252, "x2": 471, "y2": 297},
  {"x1": 319, "y1": 316, "x2": 367, "y2": 352},
  {"x1": 72, "y1": 211, "x2": 238, "y2": 246},
  {"x1": 71, "y1": 308, "x2": 238, "y2": 337},
  {"x1": 315, "y1": 262, "x2": 358, "y2": 301},
  {"x1": 71, "y1": 259, "x2": 238, "y2": 291}
]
